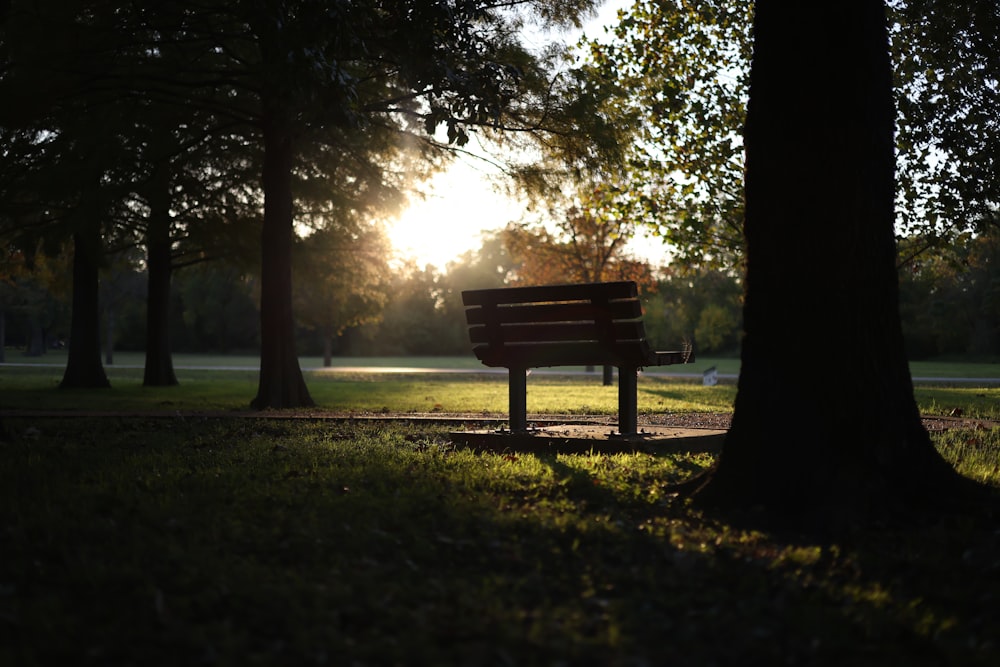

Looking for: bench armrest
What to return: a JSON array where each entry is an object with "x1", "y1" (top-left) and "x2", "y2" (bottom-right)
[{"x1": 650, "y1": 349, "x2": 695, "y2": 366}]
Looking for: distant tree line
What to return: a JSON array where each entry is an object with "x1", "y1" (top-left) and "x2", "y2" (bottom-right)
[{"x1": 3, "y1": 227, "x2": 997, "y2": 362}]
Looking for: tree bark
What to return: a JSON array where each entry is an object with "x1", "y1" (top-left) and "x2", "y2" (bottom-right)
[
  {"x1": 60, "y1": 226, "x2": 110, "y2": 389},
  {"x1": 690, "y1": 1, "x2": 971, "y2": 525},
  {"x1": 251, "y1": 111, "x2": 314, "y2": 409},
  {"x1": 143, "y1": 169, "x2": 179, "y2": 387}
]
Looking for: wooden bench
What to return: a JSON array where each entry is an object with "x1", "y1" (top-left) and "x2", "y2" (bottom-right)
[{"x1": 461, "y1": 280, "x2": 693, "y2": 436}]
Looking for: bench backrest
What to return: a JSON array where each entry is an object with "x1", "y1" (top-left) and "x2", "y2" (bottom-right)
[{"x1": 462, "y1": 281, "x2": 654, "y2": 369}]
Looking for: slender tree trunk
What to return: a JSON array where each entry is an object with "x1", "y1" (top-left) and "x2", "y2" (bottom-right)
[
  {"x1": 61, "y1": 226, "x2": 110, "y2": 389},
  {"x1": 104, "y1": 301, "x2": 114, "y2": 366},
  {"x1": 143, "y1": 228, "x2": 178, "y2": 385},
  {"x1": 690, "y1": 1, "x2": 970, "y2": 525},
  {"x1": 143, "y1": 169, "x2": 179, "y2": 387},
  {"x1": 26, "y1": 314, "x2": 44, "y2": 357},
  {"x1": 251, "y1": 111, "x2": 314, "y2": 409},
  {"x1": 323, "y1": 332, "x2": 333, "y2": 368},
  {"x1": 0, "y1": 309, "x2": 5, "y2": 363}
]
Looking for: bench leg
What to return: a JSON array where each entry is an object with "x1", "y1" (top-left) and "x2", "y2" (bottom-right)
[
  {"x1": 618, "y1": 366, "x2": 638, "y2": 436},
  {"x1": 509, "y1": 367, "x2": 528, "y2": 432}
]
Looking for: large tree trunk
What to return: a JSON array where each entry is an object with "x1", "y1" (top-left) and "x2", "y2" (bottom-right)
[
  {"x1": 60, "y1": 226, "x2": 110, "y2": 389},
  {"x1": 690, "y1": 1, "x2": 969, "y2": 525},
  {"x1": 251, "y1": 112, "x2": 314, "y2": 409},
  {"x1": 143, "y1": 171, "x2": 179, "y2": 387}
]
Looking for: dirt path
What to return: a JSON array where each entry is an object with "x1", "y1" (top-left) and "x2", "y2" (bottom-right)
[{"x1": 3, "y1": 409, "x2": 996, "y2": 433}]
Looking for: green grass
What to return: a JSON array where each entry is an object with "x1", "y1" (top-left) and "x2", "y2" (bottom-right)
[
  {"x1": 3, "y1": 357, "x2": 1000, "y2": 419},
  {"x1": 1, "y1": 418, "x2": 998, "y2": 665},
  {"x1": 914, "y1": 386, "x2": 1000, "y2": 419},
  {"x1": 0, "y1": 360, "x2": 736, "y2": 415},
  {"x1": 935, "y1": 428, "x2": 1000, "y2": 483}
]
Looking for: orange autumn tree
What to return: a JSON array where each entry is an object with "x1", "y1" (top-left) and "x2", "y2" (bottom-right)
[{"x1": 502, "y1": 187, "x2": 657, "y2": 291}]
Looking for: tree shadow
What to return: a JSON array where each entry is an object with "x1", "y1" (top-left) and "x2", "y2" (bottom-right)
[{"x1": 2, "y1": 417, "x2": 997, "y2": 666}]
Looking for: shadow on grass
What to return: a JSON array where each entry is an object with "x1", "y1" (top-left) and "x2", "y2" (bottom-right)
[{"x1": 0, "y1": 418, "x2": 996, "y2": 666}]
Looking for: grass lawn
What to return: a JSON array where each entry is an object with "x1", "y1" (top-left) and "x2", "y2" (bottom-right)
[
  {"x1": 3, "y1": 353, "x2": 1000, "y2": 419},
  {"x1": 2, "y1": 356, "x2": 999, "y2": 664},
  {"x1": 1, "y1": 417, "x2": 998, "y2": 665}
]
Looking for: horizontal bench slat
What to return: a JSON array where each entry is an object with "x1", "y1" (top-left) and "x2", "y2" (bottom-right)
[
  {"x1": 465, "y1": 300, "x2": 642, "y2": 326},
  {"x1": 468, "y1": 321, "x2": 646, "y2": 345},
  {"x1": 472, "y1": 342, "x2": 691, "y2": 369},
  {"x1": 472, "y1": 341, "x2": 652, "y2": 368},
  {"x1": 462, "y1": 280, "x2": 637, "y2": 307}
]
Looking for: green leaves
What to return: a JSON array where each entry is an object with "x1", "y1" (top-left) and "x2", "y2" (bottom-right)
[
  {"x1": 568, "y1": 1, "x2": 999, "y2": 269},
  {"x1": 890, "y1": 0, "x2": 1000, "y2": 246},
  {"x1": 576, "y1": 0, "x2": 752, "y2": 269}
]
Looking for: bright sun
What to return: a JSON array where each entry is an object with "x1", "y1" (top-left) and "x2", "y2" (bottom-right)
[
  {"x1": 388, "y1": 162, "x2": 672, "y2": 272},
  {"x1": 388, "y1": 165, "x2": 523, "y2": 270}
]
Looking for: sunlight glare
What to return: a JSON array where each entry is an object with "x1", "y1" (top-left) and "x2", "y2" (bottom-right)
[{"x1": 389, "y1": 167, "x2": 523, "y2": 270}]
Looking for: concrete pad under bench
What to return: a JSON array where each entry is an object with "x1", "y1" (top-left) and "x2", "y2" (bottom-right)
[{"x1": 449, "y1": 424, "x2": 726, "y2": 455}]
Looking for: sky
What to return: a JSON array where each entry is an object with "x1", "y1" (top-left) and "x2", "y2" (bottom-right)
[{"x1": 384, "y1": 1, "x2": 673, "y2": 271}]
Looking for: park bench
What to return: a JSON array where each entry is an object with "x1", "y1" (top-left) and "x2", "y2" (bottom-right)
[{"x1": 461, "y1": 280, "x2": 693, "y2": 436}]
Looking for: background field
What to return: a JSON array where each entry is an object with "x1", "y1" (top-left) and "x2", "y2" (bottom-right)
[{"x1": 6, "y1": 351, "x2": 1000, "y2": 378}]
